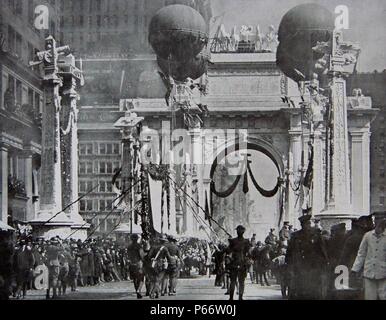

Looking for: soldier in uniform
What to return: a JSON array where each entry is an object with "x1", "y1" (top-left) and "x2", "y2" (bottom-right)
[
  {"x1": 285, "y1": 214, "x2": 329, "y2": 300},
  {"x1": 127, "y1": 234, "x2": 145, "y2": 299},
  {"x1": 265, "y1": 228, "x2": 278, "y2": 246},
  {"x1": 226, "y1": 225, "x2": 251, "y2": 300},
  {"x1": 145, "y1": 235, "x2": 170, "y2": 299},
  {"x1": 165, "y1": 235, "x2": 182, "y2": 296},
  {"x1": 45, "y1": 237, "x2": 61, "y2": 299}
]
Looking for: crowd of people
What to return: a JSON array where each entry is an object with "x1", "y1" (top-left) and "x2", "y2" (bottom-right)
[
  {"x1": 210, "y1": 210, "x2": 386, "y2": 300},
  {"x1": 0, "y1": 235, "x2": 142, "y2": 300},
  {"x1": 0, "y1": 210, "x2": 384, "y2": 300}
]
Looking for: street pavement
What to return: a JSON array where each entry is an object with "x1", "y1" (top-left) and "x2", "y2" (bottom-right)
[{"x1": 18, "y1": 275, "x2": 283, "y2": 300}]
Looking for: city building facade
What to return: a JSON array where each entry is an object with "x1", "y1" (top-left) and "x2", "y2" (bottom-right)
[{"x1": 0, "y1": 0, "x2": 61, "y2": 226}]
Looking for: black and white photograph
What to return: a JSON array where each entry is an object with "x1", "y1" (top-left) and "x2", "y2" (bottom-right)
[{"x1": 0, "y1": 0, "x2": 385, "y2": 308}]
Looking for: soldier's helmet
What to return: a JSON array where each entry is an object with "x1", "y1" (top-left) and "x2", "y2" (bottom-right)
[{"x1": 236, "y1": 225, "x2": 246, "y2": 232}]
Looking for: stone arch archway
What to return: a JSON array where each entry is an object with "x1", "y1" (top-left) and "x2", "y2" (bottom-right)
[{"x1": 204, "y1": 136, "x2": 285, "y2": 241}]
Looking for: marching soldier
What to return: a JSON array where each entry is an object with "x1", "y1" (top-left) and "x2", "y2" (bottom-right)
[
  {"x1": 165, "y1": 235, "x2": 182, "y2": 296},
  {"x1": 285, "y1": 213, "x2": 329, "y2": 300},
  {"x1": 145, "y1": 235, "x2": 170, "y2": 299},
  {"x1": 226, "y1": 225, "x2": 251, "y2": 300},
  {"x1": 127, "y1": 234, "x2": 145, "y2": 299},
  {"x1": 45, "y1": 237, "x2": 61, "y2": 299}
]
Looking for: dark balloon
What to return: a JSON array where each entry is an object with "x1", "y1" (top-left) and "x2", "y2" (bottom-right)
[
  {"x1": 276, "y1": 3, "x2": 334, "y2": 81},
  {"x1": 278, "y1": 3, "x2": 334, "y2": 43},
  {"x1": 148, "y1": 4, "x2": 208, "y2": 61},
  {"x1": 157, "y1": 50, "x2": 210, "y2": 82}
]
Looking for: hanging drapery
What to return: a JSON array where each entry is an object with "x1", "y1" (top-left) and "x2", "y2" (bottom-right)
[
  {"x1": 147, "y1": 164, "x2": 171, "y2": 234},
  {"x1": 303, "y1": 144, "x2": 314, "y2": 189},
  {"x1": 210, "y1": 145, "x2": 282, "y2": 199},
  {"x1": 247, "y1": 162, "x2": 281, "y2": 198}
]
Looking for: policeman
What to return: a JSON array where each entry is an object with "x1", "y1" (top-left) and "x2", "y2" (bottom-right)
[
  {"x1": 127, "y1": 234, "x2": 145, "y2": 299},
  {"x1": 226, "y1": 225, "x2": 251, "y2": 300},
  {"x1": 285, "y1": 214, "x2": 329, "y2": 300}
]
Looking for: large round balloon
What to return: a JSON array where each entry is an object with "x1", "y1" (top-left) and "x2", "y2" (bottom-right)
[
  {"x1": 149, "y1": 4, "x2": 208, "y2": 61},
  {"x1": 276, "y1": 3, "x2": 334, "y2": 81},
  {"x1": 157, "y1": 50, "x2": 210, "y2": 82}
]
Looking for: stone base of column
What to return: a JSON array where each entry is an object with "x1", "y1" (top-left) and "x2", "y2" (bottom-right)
[
  {"x1": 30, "y1": 210, "x2": 73, "y2": 239},
  {"x1": 314, "y1": 211, "x2": 359, "y2": 232}
]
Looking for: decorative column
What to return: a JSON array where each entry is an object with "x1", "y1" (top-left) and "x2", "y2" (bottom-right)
[
  {"x1": 59, "y1": 54, "x2": 88, "y2": 240},
  {"x1": 22, "y1": 149, "x2": 34, "y2": 222},
  {"x1": 350, "y1": 129, "x2": 371, "y2": 215},
  {"x1": 30, "y1": 36, "x2": 72, "y2": 239},
  {"x1": 189, "y1": 126, "x2": 205, "y2": 237},
  {"x1": 0, "y1": 144, "x2": 8, "y2": 223},
  {"x1": 183, "y1": 155, "x2": 195, "y2": 237},
  {"x1": 287, "y1": 111, "x2": 303, "y2": 226},
  {"x1": 312, "y1": 128, "x2": 326, "y2": 215},
  {"x1": 315, "y1": 31, "x2": 360, "y2": 229}
]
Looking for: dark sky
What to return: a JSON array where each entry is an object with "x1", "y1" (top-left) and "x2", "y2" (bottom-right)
[{"x1": 210, "y1": 0, "x2": 386, "y2": 72}]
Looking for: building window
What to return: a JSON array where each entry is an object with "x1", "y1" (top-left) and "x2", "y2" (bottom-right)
[
  {"x1": 106, "y1": 162, "x2": 112, "y2": 174},
  {"x1": 99, "y1": 181, "x2": 106, "y2": 192},
  {"x1": 113, "y1": 143, "x2": 120, "y2": 154},
  {"x1": 99, "y1": 161, "x2": 106, "y2": 174},
  {"x1": 79, "y1": 143, "x2": 93, "y2": 155},
  {"x1": 79, "y1": 181, "x2": 93, "y2": 193},
  {"x1": 80, "y1": 199, "x2": 93, "y2": 212},
  {"x1": 99, "y1": 200, "x2": 106, "y2": 211},
  {"x1": 96, "y1": 15, "x2": 101, "y2": 27},
  {"x1": 106, "y1": 143, "x2": 112, "y2": 154},
  {"x1": 99, "y1": 143, "x2": 106, "y2": 155}
]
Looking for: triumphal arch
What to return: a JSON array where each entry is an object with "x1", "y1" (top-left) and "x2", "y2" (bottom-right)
[{"x1": 126, "y1": 44, "x2": 375, "y2": 241}]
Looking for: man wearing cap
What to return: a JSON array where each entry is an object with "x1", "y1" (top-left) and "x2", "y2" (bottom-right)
[
  {"x1": 351, "y1": 212, "x2": 386, "y2": 300},
  {"x1": 127, "y1": 234, "x2": 145, "y2": 299},
  {"x1": 226, "y1": 225, "x2": 251, "y2": 300},
  {"x1": 285, "y1": 213, "x2": 329, "y2": 299}
]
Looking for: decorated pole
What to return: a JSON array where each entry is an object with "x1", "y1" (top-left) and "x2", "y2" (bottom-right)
[{"x1": 114, "y1": 107, "x2": 144, "y2": 235}]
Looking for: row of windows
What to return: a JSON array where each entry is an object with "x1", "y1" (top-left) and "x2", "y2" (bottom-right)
[
  {"x1": 79, "y1": 199, "x2": 115, "y2": 212},
  {"x1": 3, "y1": 74, "x2": 42, "y2": 112},
  {"x1": 85, "y1": 218, "x2": 118, "y2": 233},
  {"x1": 64, "y1": 15, "x2": 132, "y2": 29},
  {"x1": 67, "y1": 0, "x2": 139, "y2": 12},
  {"x1": 79, "y1": 143, "x2": 120, "y2": 155},
  {"x1": 79, "y1": 180, "x2": 119, "y2": 193}
]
